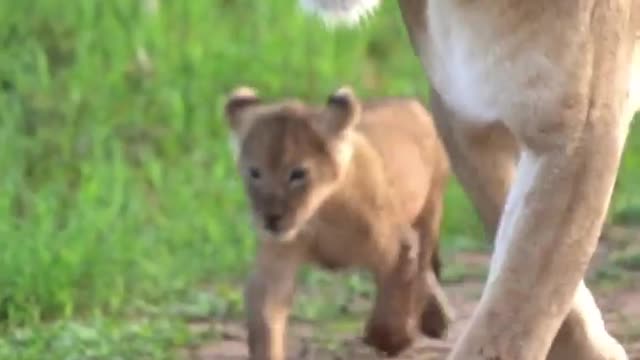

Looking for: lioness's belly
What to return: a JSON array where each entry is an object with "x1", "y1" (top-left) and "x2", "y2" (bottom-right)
[{"x1": 424, "y1": 1, "x2": 571, "y2": 125}]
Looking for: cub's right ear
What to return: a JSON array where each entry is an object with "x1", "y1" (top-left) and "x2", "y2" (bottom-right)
[
  {"x1": 314, "y1": 86, "x2": 361, "y2": 139},
  {"x1": 224, "y1": 86, "x2": 261, "y2": 133}
]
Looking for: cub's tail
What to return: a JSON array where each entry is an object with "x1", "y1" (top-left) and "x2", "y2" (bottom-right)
[{"x1": 299, "y1": 0, "x2": 381, "y2": 26}]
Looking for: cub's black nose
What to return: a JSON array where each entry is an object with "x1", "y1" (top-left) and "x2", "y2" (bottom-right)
[{"x1": 264, "y1": 214, "x2": 282, "y2": 232}]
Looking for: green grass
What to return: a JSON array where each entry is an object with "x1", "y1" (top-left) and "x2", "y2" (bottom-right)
[
  {"x1": 1, "y1": 0, "x2": 640, "y2": 357},
  {"x1": 0, "y1": 317, "x2": 194, "y2": 360}
]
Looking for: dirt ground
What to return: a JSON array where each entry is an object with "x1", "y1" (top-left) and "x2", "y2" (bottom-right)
[{"x1": 185, "y1": 226, "x2": 640, "y2": 359}]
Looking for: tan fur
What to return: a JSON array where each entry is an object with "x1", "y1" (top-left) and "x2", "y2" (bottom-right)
[
  {"x1": 301, "y1": 0, "x2": 640, "y2": 359},
  {"x1": 224, "y1": 87, "x2": 453, "y2": 359}
]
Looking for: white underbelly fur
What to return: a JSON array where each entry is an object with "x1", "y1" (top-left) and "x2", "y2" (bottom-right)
[{"x1": 422, "y1": 1, "x2": 565, "y2": 125}]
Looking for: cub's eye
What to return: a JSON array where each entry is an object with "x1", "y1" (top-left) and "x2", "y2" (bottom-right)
[
  {"x1": 288, "y1": 167, "x2": 307, "y2": 184},
  {"x1": 248, "y1": 167, "x2": 261, "y2": 180}
]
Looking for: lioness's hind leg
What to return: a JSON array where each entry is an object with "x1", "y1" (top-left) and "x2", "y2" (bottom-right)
[
  {"x1": 430, "y1": 87, "x2": 628, "y2": 359},
  {"x1": 429, "y1": 90, "x2": 519, "y2": 241},
  {"x1": 547, "y1": 281, "x2": 628, "y2": 360}
]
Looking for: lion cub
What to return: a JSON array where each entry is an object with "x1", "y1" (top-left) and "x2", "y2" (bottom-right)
[{"x1": 224, "y1": 86, "x2": 453, "y2": 359}]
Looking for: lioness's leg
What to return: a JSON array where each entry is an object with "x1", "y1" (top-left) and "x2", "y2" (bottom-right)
[
  {"x1": 547, "y1": 281, "x2": 627, "y2": 360},
  {"x1": 415, "y1": 173, "x2": 454, "y2": 339},
  {"x1": 429, "y1": 90, "x2": 519, "y2": 240},
  {"x1": 432, "y1": 85, "x2": 628, "y2": 359},
  {"x1": 448, "y1": 102, "x2": 630, "y2": 359},
  {"x1": 545, "y1": 51, "x2": 640, "y2": 360},
  {"x1": 364, "y1": 228, "x2": 422, "y2": 356},
  {"x1": 245, "y1": 242, "x2": 303, "y2": 360}
]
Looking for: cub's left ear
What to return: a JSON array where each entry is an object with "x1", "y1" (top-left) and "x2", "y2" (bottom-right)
[
  {"x1": 314, "y1": 86, "x2": 361, "y2": 138},
  {"x1": 223, "y1": 86, "x2": 261, "y2": 134}
]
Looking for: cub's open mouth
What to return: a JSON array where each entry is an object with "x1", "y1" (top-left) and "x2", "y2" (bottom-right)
[{"x1": 258, "y1": 226, "x2": 298, "y2": 243}]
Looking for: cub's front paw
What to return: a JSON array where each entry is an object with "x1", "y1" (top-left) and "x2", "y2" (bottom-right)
[{"x1": 363, "y1": 319, "x2": 415, "y2": 357}]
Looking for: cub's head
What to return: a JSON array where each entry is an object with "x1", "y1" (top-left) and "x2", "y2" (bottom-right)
[{"x1": 224, "y1": 86, "x2": 361, "y2": 242}]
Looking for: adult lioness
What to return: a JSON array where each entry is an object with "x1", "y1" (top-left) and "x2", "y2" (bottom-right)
[
  {"x1": 224, "y1": 86, "x2": 453, "y2": 359},
  {"x1": 300, "y1": 0, "x2": 640, "y2": 359}
]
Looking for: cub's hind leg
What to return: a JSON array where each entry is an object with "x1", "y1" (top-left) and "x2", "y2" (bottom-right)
[
  {"x1": 414, "y1": 171, "x2": 454, "y2": 339},
  {"x1": 363, "y1": 227, "x2": 423, "y2": 356}
]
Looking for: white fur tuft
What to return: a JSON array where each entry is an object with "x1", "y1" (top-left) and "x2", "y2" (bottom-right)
[
  {"x1": 334, "y1": 86, "x2": 353, "y2": 97},
  {"x1": 299, "y1": 0, "x2": 380, "y2": 27},
  {"x1": 230, "y1": 86, "x2": 258, "y2": 100}
]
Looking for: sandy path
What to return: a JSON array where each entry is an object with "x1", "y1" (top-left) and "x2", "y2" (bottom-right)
[{"x1": 185, "y1": 227, "x2": 640, "y2": 359}]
